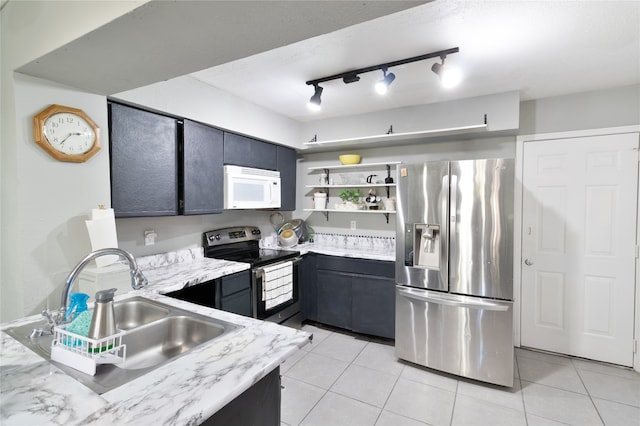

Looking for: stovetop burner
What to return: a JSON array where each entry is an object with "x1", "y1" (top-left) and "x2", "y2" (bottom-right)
[{"x1": 203, "y1": 226, "x2": 300, "y2": 267}]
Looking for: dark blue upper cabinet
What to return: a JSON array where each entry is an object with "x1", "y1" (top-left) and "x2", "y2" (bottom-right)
[
  {"x1": 109, "y1": 103, "x2": 178, "y2": 217},
  {"x1": 183, "y1": 120, "x2": 224, "y2": 215},
  {"x1": 276, "y1": 145, "x2": 297, "y2": 211},
  {"x1": 223, "y1": 132, "x2": 277, "y2": 170}
]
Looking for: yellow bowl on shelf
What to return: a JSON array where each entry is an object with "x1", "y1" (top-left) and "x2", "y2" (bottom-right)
[{"x1": 339, "y1": 154, "x2": 361, "y2": 165}]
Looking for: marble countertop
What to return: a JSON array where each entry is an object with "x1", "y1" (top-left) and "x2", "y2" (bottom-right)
[
  {"x1": 263, "y1": 233, "x2": 396, "y2": 262},
  {"x1": 0, "y1": 249, "x2": 311, "y2": 425}
]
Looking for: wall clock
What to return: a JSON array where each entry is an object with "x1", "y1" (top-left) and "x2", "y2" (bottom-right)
[{"x1": 33, "y1": 104, "x2": 100, "y2": 163}]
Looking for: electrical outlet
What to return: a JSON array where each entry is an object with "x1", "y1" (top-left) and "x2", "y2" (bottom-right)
[
  {"x1": 144, "y1": 229, "x2": 157, "y2": 246},
  {"x1": 350, "y1": 220, "x2": 357, "y2": 230}
]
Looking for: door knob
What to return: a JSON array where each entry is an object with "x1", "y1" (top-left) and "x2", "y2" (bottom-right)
[{"x1": 524, "y1": 258, "x2": 534, "y2": 266}]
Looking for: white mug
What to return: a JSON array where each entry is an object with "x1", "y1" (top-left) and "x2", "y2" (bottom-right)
[
  {"x1": 383, "y1": 197, "x2": 395, "y2": 211},
  {"x1": 314, "y1": 192, "x2": 327, "y2": 210}
]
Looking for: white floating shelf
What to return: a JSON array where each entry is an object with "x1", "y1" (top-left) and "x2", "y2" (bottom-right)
[
  {"x1": 305, "y1": 184, "x2": 396, "y2": 189},
  {"x1": 304, "y1": 209, "x2": 396, "y2": 214},
  {"x1": 302, "y1": 123, "x2": 488, "y2": 153},
  {"x1": 308, "y1": 161, "x2": 401, "y2": 172}
]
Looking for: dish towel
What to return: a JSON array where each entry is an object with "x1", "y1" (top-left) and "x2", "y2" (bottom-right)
[{"x1": 261, "y1": 261, "x2": 293, "y2": 310}]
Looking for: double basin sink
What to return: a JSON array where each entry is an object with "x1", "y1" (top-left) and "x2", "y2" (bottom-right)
[{"x1": 4, "y1": 297, "x2": 239, "y2": 394}]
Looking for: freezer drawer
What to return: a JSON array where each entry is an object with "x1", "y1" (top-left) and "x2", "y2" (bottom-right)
[{"x1": 395, "y1": 286, "x2": 514, "y2": 387}]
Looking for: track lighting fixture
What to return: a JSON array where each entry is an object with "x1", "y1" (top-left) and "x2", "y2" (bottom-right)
[
  {"x1": 375, "y1": 68, "x2": 396, "y2": 95},
  {"x1": 431, "y1": 55, "x2": 462, "y2": 88},
  {"x1": 305, "y1": 47, "x2": 459, "y2": 109},
  {"x1": 307, "y1": 85, "x2": 323, "y2": 111}
]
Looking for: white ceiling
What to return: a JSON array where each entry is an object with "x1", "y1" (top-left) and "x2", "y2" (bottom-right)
[
  {"x1": 16, "y1": 1, "x2": 639, "y2": 124},
  {"x1": 190, "y1": 1, "x2": 640, "y2": 122},
  {"x1": 16, "y1": 1, "x2": 425, "y2": 96}
]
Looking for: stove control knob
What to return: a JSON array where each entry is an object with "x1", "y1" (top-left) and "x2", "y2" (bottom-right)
[
  {"x1": 252, "y1": 229, "x2": 261, "y2": 235},
  {"x1": 214, "y1": 234, "x2": 221, "y2": 240}
]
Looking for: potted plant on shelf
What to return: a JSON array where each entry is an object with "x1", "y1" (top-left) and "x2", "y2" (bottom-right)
[{"x1": 336, "y1": 188, "x2": 364, "y2": 210}]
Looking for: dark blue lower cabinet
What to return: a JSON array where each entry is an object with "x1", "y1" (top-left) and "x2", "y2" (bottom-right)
[
  {"x1": 313, "y1": 255, "x2": 395, "y2": 339},
  {"x1": 316, "y1": 270, "x2": 352, "y2": 330},
  {"x1": 217, "y1": 270, "x2": 251, "y2": 317},
  {"x1": 300, "y1": 254, "x2": 317, "y2": 322},
  {"x1": 202, "y1": 366, "x2": 280, "y2": 426},
  {"x1": 351, "y1": 275, "x2": 395, "y2": 339}
]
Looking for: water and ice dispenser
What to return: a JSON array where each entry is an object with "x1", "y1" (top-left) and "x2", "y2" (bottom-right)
[{"x1": 413, "y1": 224, "x2": 440, "y2": 270}]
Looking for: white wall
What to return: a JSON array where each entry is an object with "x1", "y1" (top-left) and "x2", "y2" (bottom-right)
[
  {"x1": 301, "y1": 91, "x2": 520, "y2": 143},
  {"x1": 295, "y1": 85, "x2": 640, "y2": 237},
  {"x1": 6, "y1": 74, "x2": 111, "y2": 318},
  {"x1": 297, "y1": 136, "x2": 515, "y2": 236},
  {"x1": 0, "y1": 0, "x2": 147, "y2": 324},
  {"x1": 109, "y1": 76, "x2": 304, "y2": 259},
  {"x1": 112, "y1": 76, "x2": 303, "y2": 148},
  {"x1": 520, "y1": 84, "x2": 640, "y2": 135}
]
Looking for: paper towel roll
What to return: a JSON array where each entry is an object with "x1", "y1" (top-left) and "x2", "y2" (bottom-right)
[{"x1": 85, "y1": 208, "x2": 118, "y2": 268}]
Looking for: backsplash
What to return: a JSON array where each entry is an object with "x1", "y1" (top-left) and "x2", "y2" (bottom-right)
[
  {"x1": 135, "y1": 248, "x2": 204, "y2": 270},
  {"x1": 312, "y1": 232, "x2": 395, "y2": 251}
]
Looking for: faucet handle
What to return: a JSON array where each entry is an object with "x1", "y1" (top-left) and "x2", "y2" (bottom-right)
[
  {"x1": 41, "y1": 308, "x2": 63, "y2": 332},
  {"x1": 131, "y1": 268, "x2": 149, "y2": 289}
]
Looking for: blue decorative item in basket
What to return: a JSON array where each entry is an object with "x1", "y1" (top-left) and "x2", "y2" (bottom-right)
[{"x1": 65, "y1": 292, "x2": 89, "y2": 321}]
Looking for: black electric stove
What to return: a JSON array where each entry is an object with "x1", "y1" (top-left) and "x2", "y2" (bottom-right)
[{"x1": 203, "y1": 226, "x2": 300, "y2": 267}]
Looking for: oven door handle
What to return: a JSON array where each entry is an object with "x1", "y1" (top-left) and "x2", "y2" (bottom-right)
[
  {"x1": 254, "y1": 256, "x2": 303, "y2": 276},
  {"x1": 252, "y1": 256, "x2": 302, "y2": 285}
]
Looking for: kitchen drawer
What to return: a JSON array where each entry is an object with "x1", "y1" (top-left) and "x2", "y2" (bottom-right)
[
  {"x1": 219, "y1": 289, "x2": 252, "y2": 317},
  {"x1": 316, "y1": 254, "x2": 394, "y2": 278},
  {"x1": 220, "y1": 270, "x2": 250, "y2": 296}
]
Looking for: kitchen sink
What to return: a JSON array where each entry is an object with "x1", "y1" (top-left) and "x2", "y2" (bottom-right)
[
  {"x1": 115, "y1": 298, "x2": 170, "y2": 330},
  {"x1": 3, "y1": 297, "x2": 240, "y2": 394},
  {"x1": 119, "y1": 315, "x2": 226, "y2": 370}
]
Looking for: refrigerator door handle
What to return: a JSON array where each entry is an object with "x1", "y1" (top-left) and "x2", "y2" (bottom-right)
[
  {"x1": 441, "y1": 174, "x2": 449, "y2": 283},
  {"x1": 449, "y1": 173, "x2": 458, "y2": 232},
  {"x1": 396, "y1": 286, "x2": 510, "y2": 311}
]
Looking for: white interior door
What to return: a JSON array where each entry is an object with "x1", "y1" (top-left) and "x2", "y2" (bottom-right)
[{"x1": 521, "y1": 133, "x2": 638, "y2": 366}]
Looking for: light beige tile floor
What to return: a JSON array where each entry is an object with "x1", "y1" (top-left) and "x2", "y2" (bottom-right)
[{"x1": 280, "y1": 323, "x2": 640, "y2": 426}]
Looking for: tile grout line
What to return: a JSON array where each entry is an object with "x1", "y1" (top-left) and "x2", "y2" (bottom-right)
[
  {"x1": 515, "y1": 353, "x2": 531, "y2": 426},
  {"x1": 373, "y1": 362, "x2": 407, "y2": 425},
  {"x1": 571, "y1": 358, "x2": 607, "y2": 426},
  {"x1": 297, "y1": 333, "x2": 374, "y2": 426},
  {"x1": 448, "y1": 379, "x2": 460, "y2": 426}
]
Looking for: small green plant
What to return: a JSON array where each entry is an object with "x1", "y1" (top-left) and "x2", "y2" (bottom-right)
[{"x1": 338, "y1": 188, "x2": 362, "y2": 203}]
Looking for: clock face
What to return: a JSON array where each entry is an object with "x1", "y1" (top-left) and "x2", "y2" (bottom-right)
[{"x1": 43, "y1": 112, "x2": 96, "y2": 155}]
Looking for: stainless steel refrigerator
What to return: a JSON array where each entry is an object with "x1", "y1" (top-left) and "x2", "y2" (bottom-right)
[{"x1": 395, "y1": 159, "x2": 515, "y2": 387}]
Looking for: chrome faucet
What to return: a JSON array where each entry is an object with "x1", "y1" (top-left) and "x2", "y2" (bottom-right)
[{"x1": 48, "y1": 248, "x2": 148, "y2": 327}]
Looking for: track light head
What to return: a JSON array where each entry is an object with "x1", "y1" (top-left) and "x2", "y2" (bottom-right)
[
  {"x1": 342, "y1": 73, "x2": 360, "y2": 84},
  {"x1": 307, "y1": 85, "x2": 323, "y2": 111},
  {"x1": 375, "y1": 68, "x2": 396, "y2": 95},
  {"x1": 431, "y1": 55, "x2": 462, "y2": 88}
]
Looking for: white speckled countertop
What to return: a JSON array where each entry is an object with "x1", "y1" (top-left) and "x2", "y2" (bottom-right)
[
  {"x1": 262, "y1": 232, "x2": 396, "y2": 262},
  {"x1": 0, "y1": 248, "x2": 311, "y2": 425}
]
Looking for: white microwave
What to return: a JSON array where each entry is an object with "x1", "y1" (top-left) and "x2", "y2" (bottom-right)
[{"x1": 223, "y1": 165, "x2": 281, "y2": 209}]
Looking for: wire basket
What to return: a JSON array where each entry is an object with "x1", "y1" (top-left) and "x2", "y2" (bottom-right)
[{"x1": 50, "y1": 325, "x2": 126, "y2": 376}]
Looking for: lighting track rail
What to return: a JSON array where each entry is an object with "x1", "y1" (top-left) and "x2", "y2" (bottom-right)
[
  {"x1": 305, "y1": 47, "x2": 460, "y2": 110},
  {"x1": 305, "y1": 47, "x2": 459, "y2": 87}
]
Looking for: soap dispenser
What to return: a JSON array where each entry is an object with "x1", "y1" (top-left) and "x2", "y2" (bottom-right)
[{"x1": 88, "y1": 288, "x2": 117, "y2": 351}]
